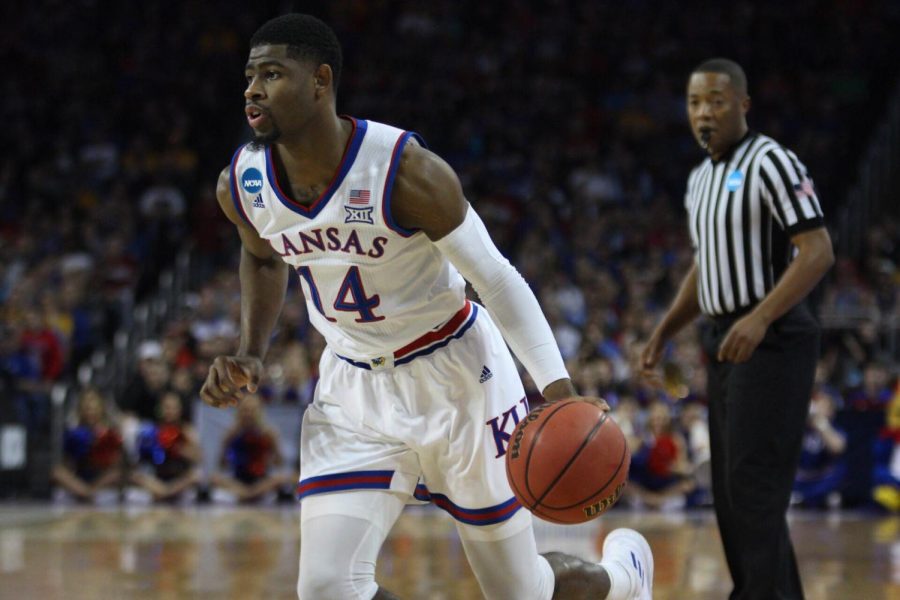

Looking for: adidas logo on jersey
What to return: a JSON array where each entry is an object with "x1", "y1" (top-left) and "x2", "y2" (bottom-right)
[
  {"x1": 252, "y1": 195, "x2": 265, "y2": 208},
  {"x1": 479, "y1": 366, "x2": 493, "y2": 383}
]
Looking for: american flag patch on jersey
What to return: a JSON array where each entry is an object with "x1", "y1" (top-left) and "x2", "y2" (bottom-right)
[
  {"x1": 349, "y1": 189, "x2": 371, "y2": 205},
  {"x1": 793, "y1": 179, "x2": 815, "y2": 198}
]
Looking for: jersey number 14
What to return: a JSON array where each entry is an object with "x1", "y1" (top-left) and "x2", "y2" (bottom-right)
[{"x1": 296, "y1": 266, "x2": 384, "y2": 323}]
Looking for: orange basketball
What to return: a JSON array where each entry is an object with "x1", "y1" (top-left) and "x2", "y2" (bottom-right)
[{"x1": 505, "y1": 399, "x2": 630, "y2": 524}]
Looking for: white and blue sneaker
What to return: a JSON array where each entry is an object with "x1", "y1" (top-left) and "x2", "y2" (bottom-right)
[{"x1": 602, "y1": 528, "x2": 654, "y2": 599}]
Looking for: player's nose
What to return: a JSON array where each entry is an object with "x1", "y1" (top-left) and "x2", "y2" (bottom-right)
[{"x1": 244, "y1": 78, "x2": 265, "y2": 100}]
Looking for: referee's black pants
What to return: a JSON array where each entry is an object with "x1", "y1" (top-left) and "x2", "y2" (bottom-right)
[{"x1": 701, "y1": 303, "x2": 819, "y2": 600}]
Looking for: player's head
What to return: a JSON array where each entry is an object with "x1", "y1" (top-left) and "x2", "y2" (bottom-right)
[
  {"x1": 244, "y1": 14, "x2": 343, "y2": 146},
  {"x1": 686, "y1": 58, "x2": 750, "y2": 158}
]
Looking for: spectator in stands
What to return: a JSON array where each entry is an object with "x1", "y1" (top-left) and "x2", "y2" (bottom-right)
[
  {"x1": 98, "y1": 234, "x2": 139, "y2": 338},
  {"x1": 1, "y1": 322, "x2": 44, "y2": 430},
  {"x1": 793, "y1": 389, "x2": 847, "y2": 508},
  {"x1": 847, "y1": 361, "x2": 894, "y2": 412},
  {"x1": 52, "y1": 388, "x2": 124, "y2": 502},
  {"x1": 119, "y1": 340, "x2": 170, "y2": 422},
  {"x1": 1, "y1": 1, "x2": 898, "y2": 511},
  {"x1": 677, "y1": 401, "x2": 710, "y2": 466},
  {"x1": 872, "y1": 383, "x2": 900, "y2": 512},
  {"x1": 168, "y1": 366, "x2": 198, "y2": 422},
  {"x1": 210, "y1": 395, "x2": 295, "y2": 503},
  {"x1": 259, "y1": 339, "x2": 314, "y2": 406},
  {"x1": 627, "y1": 401, "x2": 695, "y2": 510},
  {"x1": 189, "y1": 285, "x2": 239, "y2": 358},
  {"x1": 678, "y1": 400, "x2": 712, "y2": 506},
  {"x1": 19, "y1": 306, "x2": 63, "y2": 382},
  {"x1": 610, "y1": 393, "x2": 642, "y2": 455},
  {"x1": 132, "y1": 392, "x2": 201, "y2": 502}
]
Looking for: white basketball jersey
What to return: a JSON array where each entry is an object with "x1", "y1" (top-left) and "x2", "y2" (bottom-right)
[{"x1": 229, "y1": 118, "x2": 466, "y2": 359}]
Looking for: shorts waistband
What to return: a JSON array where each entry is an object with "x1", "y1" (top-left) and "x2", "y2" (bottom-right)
[{"x1": 336, "y1": 300, "x2": 478, "y2": 370}]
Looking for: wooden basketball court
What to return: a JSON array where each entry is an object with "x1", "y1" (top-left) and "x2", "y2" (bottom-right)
[{"x1": 0, "y1": 504, "x2": 896, "y2": 599}]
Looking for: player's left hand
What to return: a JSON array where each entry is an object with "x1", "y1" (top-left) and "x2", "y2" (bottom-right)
[{"x1": 717, "y1": 312, "x2": 768, "y2": 363}]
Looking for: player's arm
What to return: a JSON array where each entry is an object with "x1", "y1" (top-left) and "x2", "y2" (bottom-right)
[
  {"x1": 200, "y1": 167, "x2": 290, "y2": 408},
  {"x1": 390, "y1": 145, "x2": 588, "y2": 404}
]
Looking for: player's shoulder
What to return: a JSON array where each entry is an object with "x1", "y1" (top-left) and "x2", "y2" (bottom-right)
[
  {"x1": 217, "y1": 143, "x2": 263, "y2": 187},
  {"x1": 389, "y1": 136, "x2": 466, "y2": 237},
  {"x1": 395, "y1": 142, "x2": 458, "y2": 193},
  {"x1": 392, "y1": 142, "x2": 463, "y2": 218}
]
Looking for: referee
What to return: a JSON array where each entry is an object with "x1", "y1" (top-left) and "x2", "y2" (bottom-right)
[{"x1": 641, "y1": 58, "x2": 834, "y2": 600}]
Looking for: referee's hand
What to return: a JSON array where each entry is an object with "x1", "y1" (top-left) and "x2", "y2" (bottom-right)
[
  {"x1": 639, "y1": 333, "x2": 666, "y2": 389},
  {"x1": 717, "y1": 313, "x2": 768, "y2": 363}
]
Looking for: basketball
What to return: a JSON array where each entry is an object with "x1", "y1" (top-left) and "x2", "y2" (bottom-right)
[{"x1": 505, "y1": 399, "x2": 630, "y2": 524}]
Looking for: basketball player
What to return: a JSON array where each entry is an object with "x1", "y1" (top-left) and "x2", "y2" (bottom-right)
[{"x1": 200, "y1": 14, "x2": 653, "y2": 600}]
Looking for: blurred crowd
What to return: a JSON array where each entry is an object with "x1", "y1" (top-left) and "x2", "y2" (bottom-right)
[{"x1": 2, "y1": 1, "x2": 899, "y2": 509}]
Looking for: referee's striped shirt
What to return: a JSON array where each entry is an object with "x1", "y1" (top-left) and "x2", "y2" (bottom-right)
[{"x1": 685, "y1": 131, "x2": 825, "y2": 317}]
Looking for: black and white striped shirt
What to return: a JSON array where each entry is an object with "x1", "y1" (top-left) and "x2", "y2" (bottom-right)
[{"x1": 685, "y1": 131, "x2": 825, "y2": 317}]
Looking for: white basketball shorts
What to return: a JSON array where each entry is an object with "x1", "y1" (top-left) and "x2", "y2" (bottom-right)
[{"x1": 296, "y1": 301, "x2": 530, "y2": 527}]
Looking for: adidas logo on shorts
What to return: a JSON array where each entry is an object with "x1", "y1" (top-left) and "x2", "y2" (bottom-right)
[
  {"x1": 479, "y1": 366, "x2": 493, "y2": 383},
  {"x1": 252, "y1": 194, "x2": 265, "y2": 208}
]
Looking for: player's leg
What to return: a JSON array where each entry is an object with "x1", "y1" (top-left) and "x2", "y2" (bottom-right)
[
  {"x1": 414, "y1": 309, "x2": 651, "y2": 599},
  {"x1": 297, "y1": 350, "x2": 427, "y2": 598},
  {"x1": 298, "y1": 490, "x2": 406, "y2": 599},
  {"x1": 456, "y1": 513, "x2": 651, "y2": 600}
]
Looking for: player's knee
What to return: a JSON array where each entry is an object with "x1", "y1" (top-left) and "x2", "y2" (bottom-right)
[
  {"x1": 457, "y1": 508, "x2": 532, "y2": 543},
  {"x1": 297, "y1": 561, "x2": 377, "y2": 600}
]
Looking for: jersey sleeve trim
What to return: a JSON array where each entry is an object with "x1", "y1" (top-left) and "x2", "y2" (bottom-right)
[
  {"x1": 228, "y1": 144, "x2": 253, "y2": 227},
  {"x1": 381, "y1": 131, "x2": 425, "y2": 238}
]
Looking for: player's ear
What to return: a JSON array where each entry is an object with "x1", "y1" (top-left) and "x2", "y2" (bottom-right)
[
  {"x1": 741, "y1": 94, "x2": 751, "y2": 115},
  {"x1": 313, "y1": 64, "x2": 333, "y2": 97}
]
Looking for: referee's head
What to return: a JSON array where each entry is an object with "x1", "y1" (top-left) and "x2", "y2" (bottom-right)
[{"x1": 687, "y1": 58, "x2": 751, "y2": 160}]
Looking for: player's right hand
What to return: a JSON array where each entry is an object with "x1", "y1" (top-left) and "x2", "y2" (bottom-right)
[{"x1": 200, "y1": 355, "x2": 263, "y2": 408}]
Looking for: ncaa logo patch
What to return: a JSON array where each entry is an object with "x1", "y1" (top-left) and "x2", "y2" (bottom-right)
[
  {"x1": 241, "y1": 168, "x2": 264, "y2": 194},
  {"x1": 726, "y1": 170, "x2": 744, "y2": 192}
]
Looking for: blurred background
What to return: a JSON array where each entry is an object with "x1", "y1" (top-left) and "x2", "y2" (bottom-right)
[{"x1": 1, "y1": 0, "x2": 899, "y2": 517}]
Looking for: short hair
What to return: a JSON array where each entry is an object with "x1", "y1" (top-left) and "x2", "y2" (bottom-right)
[
  {"x1": 691, "y1": 58, "x2": 748, "y2": 96},
  {"x1": 250, "y1": 14, "x2": 343, "y2": 92}
]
